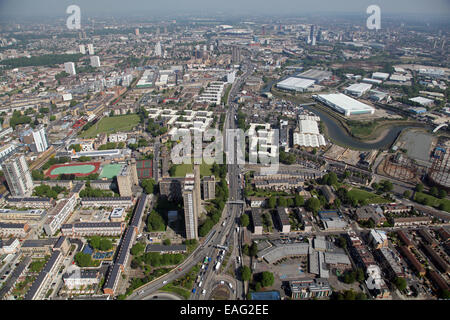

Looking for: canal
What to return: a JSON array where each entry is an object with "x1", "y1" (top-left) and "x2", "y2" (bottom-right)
[{"x1": 262, "y1": 83, "x2": 432, "y2": 150}]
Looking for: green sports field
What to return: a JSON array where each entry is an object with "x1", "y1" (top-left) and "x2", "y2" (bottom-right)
[
  {"x1": 50, "y1": 164, "x2": 96, "y2": 175},
  {"x1": 171, "y1": 163, "x2": 212, "y2": 177},
  {"x1": 99, "y1": 163, "x2": 123, "y2": 179},
  {"x1": 79, "y1": 114, "x2": 140, "y2": 138}
]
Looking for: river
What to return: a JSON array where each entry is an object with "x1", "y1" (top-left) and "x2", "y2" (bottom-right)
[
  {"x1": 261, "y1": 83, "x2": 432, "y2": 150},
  {"x1": 302, "y1": 104, "x2": 432, "y2": 150}
]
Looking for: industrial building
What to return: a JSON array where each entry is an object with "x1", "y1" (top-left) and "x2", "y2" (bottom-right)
[
  {"x1": 276, "y1": 77, "x2": 315, "y2": 92},
  {"x1": 344, "y1": 83, "x2": 372, "y2": 97},
  {"x1": 296, "y1": 69, "x2": 332, "y2": 83},
  {"x1": 293, "y1": 115, "x2": 326, "y2": 148},
  {"x1": 314, "y1": 93, "x2": 375, "y2": 116}
]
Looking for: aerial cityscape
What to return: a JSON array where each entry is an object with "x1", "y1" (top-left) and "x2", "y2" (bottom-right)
[{"x1": 0, "y1": 0, "x2": 449, "y2": 305}]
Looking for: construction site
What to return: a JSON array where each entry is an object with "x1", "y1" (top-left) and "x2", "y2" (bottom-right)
[
  {"x1": 379, "y1": 153, "x2": 422, "y2": 184},
  {"x1": 427, "y1": 147, "x2": 450, "y2": 191}
]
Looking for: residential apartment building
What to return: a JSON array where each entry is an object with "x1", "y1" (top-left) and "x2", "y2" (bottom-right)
[
  {"x1": 3, "y1": 154, "x2": 34, "y2": 197},
  {"x1": 43, "y1": 194, "x2": 77, "y2": 236}
]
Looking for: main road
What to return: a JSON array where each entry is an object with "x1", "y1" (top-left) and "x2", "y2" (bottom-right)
[{"x1": 128, "y1": 61, "x2": 252, "y2": 301}]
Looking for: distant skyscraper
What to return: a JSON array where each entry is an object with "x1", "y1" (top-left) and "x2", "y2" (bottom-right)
[
  {"x1": 135, "y1": 28, "x2": 140, "y2": 36},
  {"x1": 312, "y1": 36, "x2": 316, "y2": 46},
  {"x1": 309, "y1": 25, "x2": 315, "y2": 41},
  {"x1": 79, "y1": 44, "x2": 86, "y2": 54},
  {"x1": 87, "y1": 43, "x2": 94, "y2": 55},
  {"x1": 3, "y1": 154, "x2": 33, "y2": 197},
  {"x1": 155, "y1": 42, "x2": 162, "y2": 57},
  {"x1": 232, "y1": 46, "x2": 241, "y2": 63},
  {"x1": 90, "y1": 56, "x2": 101, "y2": 67},
  {"x1": 316, "y1": 29, "x2": 322, "y2": 42},
  {"x1": 262, "y1": 26, "x2": 265, "y2": 35},
  {"x1": 23, "y1": 127, "x2": 48, "y2": 153},
  {"x1": 64, "y1": 62, "x2": 76, "y2": 75}
]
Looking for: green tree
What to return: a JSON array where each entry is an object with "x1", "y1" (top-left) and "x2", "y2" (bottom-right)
[
  {"x1": 99, "y1": 239, "x2": 113, "y2": 251},
  {"x1": 74, "y1": 252, "x2": 97, "y2": 267},
  {"x1": 131, "y1": 243, "x2": 145, "y2": 256},
  {"x1": 416, "y1": 183, "x2": 424, "y2": 193},
  {"x1": 338, "y1": 236, "x2": 347, "y2": 249},
  {"x1": 240, "y1": 214, "x2": 250, "y2": 228},
  {"x1": 242, "y1": 244, "x2": 250, "y2": 256},
  {"x1": 163, "y1": 239, "x2": 171, "y2": 246},
  {"x1": 356, "y1": 268, "x2": 365, "y2": 282},
  {"x1": 268, "y1": 196, "x2": 277, "y2": 209},
  {"x1": 438, "y1": 189, "x2": 448, "y2": 199},
  {"x1": 278, "y1": 197, "x2": 287, "y2": 207},
  {"x1": 294, "y1": 194, "x2": 304, "y2": 207},
  {"x1": 403, "y1": 190, "x2": 412, "y2": 198},
  {"x1": 306, "y1": 197, "x2": 321, "y2": 214},
  {"x1": 141, "y1": 179, "x2": 156, "y2": 194},
  {"x1": 261, "y1": 271, "x2": 274, "y2": 287},
  {"x1": 147, "y1": 210, "x2": 166, "y2": 231},
  {"x1": 394, "y1": 277, "x2": 407, "y2": 291},
  {"x1": 241, "y1": 266, "x2": 251, "y2": 281},
  {"x1": 430, "y1": 186, "x2": 439, "y2": 197},
  {"x1": 328, "y1": 172, "x2": 338, "y2": 185},
  {"x1": 249, "y1": 242, "x2": 258, "y2": 257},
  {"x1": 356, "y1": 292, "x2": 367, "y2": 300},
  {"x1": 344, "y1": 290, "x2": 356, "y2": 300}
]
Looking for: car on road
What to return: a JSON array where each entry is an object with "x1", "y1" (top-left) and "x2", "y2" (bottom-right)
[
  {"x1": 202, "y1": 289, "x2": 206, "y2": 295},
  {"x1": 220, "y1": 280, "x2": 224, "y2": 285},
  {"x1": 192, "y1": 288, "x2": 196, "y2": 293},
  {"x1": 163, "y1": 280, "x2": 167, "y2": 284}
]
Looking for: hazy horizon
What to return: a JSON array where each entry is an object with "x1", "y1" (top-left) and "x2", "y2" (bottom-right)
[{"x1": 0, "y1": 0, "x2": 449, "y2": 20}]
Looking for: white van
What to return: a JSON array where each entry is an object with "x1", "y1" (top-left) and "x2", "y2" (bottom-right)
[{"x1": 198, "y1": 281, "x2": 203, "y2": 288}]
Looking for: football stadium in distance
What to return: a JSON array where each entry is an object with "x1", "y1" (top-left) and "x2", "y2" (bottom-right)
[
  {"x1": 45, "y1": 162, "x2": 101, "y2": 179},
  {"x1": 314, "y1": 93, "x2": 375, "y2": 116}
]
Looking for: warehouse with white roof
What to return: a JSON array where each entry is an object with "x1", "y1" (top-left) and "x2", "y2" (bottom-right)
[
  {"x1": 293, "y1": 115, "x2": 326, "y2": 148},
  {"x1": 314, "y1": 93, "x2": 375, "y2": 116},
  {"x1": 344, "y1": 83, "x2": 372, "y2": 97},
  {"x1": 276, "y1": 77, "x2": 315, "y2": 92},
  {"x1": 409, "y1": 96, "x2": 434, "y2": 107}
]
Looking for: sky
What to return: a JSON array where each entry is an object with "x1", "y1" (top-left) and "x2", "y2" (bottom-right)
[{"x1": 0, "y1": 0, "x2": 449, "y2": 19}]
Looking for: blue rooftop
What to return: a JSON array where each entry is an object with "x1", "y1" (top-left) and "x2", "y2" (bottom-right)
[{"x1": 250, "y1": 291, "x2": 281, "y2": 300}]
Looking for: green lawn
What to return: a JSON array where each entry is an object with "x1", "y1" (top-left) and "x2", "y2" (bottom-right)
[
  {"x1": 171, "y1": 162, "x2": 212, "y2": 177},
  {"x1": 79, "y1": 114, "x2": 140, "y2": 138},
  {"x1": 347, "y1": 188, "x2": 390, "y2": 204},
  {"x1": 160, "y1": 284, "x2": 191, "y2": 300},
  {"x1": 414, "y1": 192, "x2": 450, "y2": 212}
]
